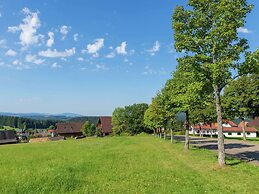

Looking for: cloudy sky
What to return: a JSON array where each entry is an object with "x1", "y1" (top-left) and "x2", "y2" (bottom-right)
[{"x1": 0, "y1": 0, "x2": 258, "y2": 115}]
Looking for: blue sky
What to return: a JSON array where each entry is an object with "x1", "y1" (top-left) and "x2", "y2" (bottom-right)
[{"x1": 0, "y1": 0, "x2": 258, "y2": 116}]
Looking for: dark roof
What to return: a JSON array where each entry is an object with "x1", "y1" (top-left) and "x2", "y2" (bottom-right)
[
  {"x1": 98, "y1": 116, "x2": 112, "y2": 133},
  {"x1": 247, "y1": 117, "x2": 259, "y2": 128},
  {"x1": 0, "y1": 130, "x2": 18, "y2": 144},
  {"x1": 56, "y1": 122, "x2": 84, "y2": 134}
]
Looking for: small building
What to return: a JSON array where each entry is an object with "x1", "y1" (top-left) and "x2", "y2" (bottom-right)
[
  {"x1": 190, "y1": 120, "x2": 257, "y2": 138},
  {"x1": 0, "y1": 130, "x2": 18, "y2": 144},
  {"x1": 96, "y1": 116, "x2": 112, "y2": 136},
  {"x1": 55, "y1": 122, "x2": 84, "y2": 137},
  {"x1": 223, "y1": 127, "x2": 257, "y2": 138}
]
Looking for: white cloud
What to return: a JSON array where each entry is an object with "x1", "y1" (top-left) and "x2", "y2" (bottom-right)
[
  {"x1": 106, "y1": 52, "x2": 115, "y2": 58},
  {"x1": 38, "y1": 47, "x2": 76, "y2": 58},
  {"x1": 52, "y1": 62, "x2": 62, "y2": 68},
  {"x1": 46, "y1": 31, "x2": 54, "y2": 47},
  {"x1": 8, "y1": 7, "x2": 41, "y2": 47},
  {"x1": 116, "y1": 41, "x2": 127, "y2": 55},
  {"x1": 73, "y1": 33, "x2": 79, "y2": 41},
  {"x1": 96, "y1": 64, "x2": 107, "y2": 70},
  {"x1": 0, "y1": 39, "x2": 7, "y2": 48},
  {"x1": 60, "y1": 25, "x2": 71, "y2": 40},
  {"x1": 12, "y1": 60, "x2": 20, "y2": 65},
  {"x1": 25, "y1": 54, "x2": 45, "y2": 64},
  {"x1": 237, "y1": 27, "x2": 252, "y2": 34},
  {"x1": 5, "y1": 49, "x2": 17, "y2": 56},
  {"x1": 147, "y1": 41, "x2": 160, "y2": 56},
  {"x1": 77, "y1": 57, "x2": 84, "y2": 61},
  {"x1": 85, "y1": 38, "x2": 104, "y2": 57},
  {"x1": 7, "y1": 26, "x2": 19, "y2": 33},
  {"x1": 142, "y1": 65, "x2": 166, "y2": 75},
  {"x1": 11, "y1": 60, "x2": 30, "y2": 70}
]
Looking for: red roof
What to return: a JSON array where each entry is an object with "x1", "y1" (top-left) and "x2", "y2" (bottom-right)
[
  {"x1": 98, "y1": 116, "x2": 112, "y2": 133},
  {"x1": 224, "y1": 120, "x2": 238, "y2": 127},
  {"x1": 223, "y1": 127, "x2": 257, "y2": 132},
  {"x1": 193, "y1": 124, "x2": 217, "y2": 130},
  {"x1": 56, "y1": 122, "x2": 84, "y2": 134}
]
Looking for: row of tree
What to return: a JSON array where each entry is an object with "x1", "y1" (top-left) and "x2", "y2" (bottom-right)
[
  {"x1": 112, "y1": 103, "x2": 152, "y2": 135},
  {"x1": 145, "y1": 0, "x2": 258, "y2": 166}
]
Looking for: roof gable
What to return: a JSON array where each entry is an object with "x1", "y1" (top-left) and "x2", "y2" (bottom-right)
[
  {"x1": 56, "y1": 122, "x2": 84, "y2": 134},
  {"x1": 98, "y1": 116, "x2": 112, "y2": 133}
]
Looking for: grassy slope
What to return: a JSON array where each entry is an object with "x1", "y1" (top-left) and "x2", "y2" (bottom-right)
[{"x1": 0, "y1": 135, "x2": 258, "y2": 194}]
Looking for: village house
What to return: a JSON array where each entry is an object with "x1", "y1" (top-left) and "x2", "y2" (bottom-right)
[
  {"x1": 0, "y1": 130, "x2": 18, "y2": 144},
  {"x1": 55, "y1": 122, "x2": 84, "y2": 137},
  {"x1": 190, "y1": 120, "x2": 257, "y2": 138},
  {"x1": 96, "y1": 116, "x2": 112, "y2": 136}
]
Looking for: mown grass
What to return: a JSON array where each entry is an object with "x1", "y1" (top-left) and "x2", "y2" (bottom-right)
[{"x1": 0, "y1": 135, "x2": 258, "y2": 194}]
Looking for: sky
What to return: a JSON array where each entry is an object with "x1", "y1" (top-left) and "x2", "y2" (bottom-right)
[{"x1": 0, "y1": 0, "x2": 258, "y2": 116}]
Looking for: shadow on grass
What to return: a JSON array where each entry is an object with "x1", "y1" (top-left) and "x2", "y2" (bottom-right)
[{"x1": 225, "y1": 156, "x2": 243, "y2": 166}]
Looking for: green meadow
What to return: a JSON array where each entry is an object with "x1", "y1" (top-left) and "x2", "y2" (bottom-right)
[{"x1": 0, "y1": 135, "x2": 258, "y2": 194}]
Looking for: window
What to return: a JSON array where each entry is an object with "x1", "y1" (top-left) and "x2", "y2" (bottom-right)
[
  {"x1": 247, "y1": 132, "x2": 250, "y2": 135},
  {"x1": 237, "y1": 132, "x2": 241, "y2": 135},
  {"x1": 228, "y1": 132, "x2": 232, "y2": 135}
]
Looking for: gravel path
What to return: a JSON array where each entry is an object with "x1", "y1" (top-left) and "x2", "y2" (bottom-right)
[{"x1": 174, "y1": 135, "x2": 259, "y2": 165}]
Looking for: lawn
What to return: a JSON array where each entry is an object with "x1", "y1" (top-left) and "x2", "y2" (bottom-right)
[{"x1": 0, "y1": 135, "x2": 259, "y2": 194}]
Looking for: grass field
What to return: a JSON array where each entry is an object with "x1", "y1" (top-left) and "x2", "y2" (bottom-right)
[{"x1": 0, "y1": 135, "x2": 259, "y2": 194}]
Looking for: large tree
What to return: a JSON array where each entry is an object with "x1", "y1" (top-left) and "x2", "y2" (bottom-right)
[
  {"x1": 172, "y1": 0, "x2": 257, "y2": 166},
  {"x1": 112, "y1": 103, "x2": 150, "y2": 135},
  {"x1": 222, "y1": 74, "x2": 259, "y2": 140},
  {"x1": 168, "y1": 61, "x2": 208, "y2": 150},
  {"x1": 112, "y1": 107, "x2": 127, "y2": 135}
]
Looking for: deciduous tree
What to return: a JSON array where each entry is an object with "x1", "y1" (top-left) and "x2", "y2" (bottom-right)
[{"x1": 172, "y1": 0, "x2": 257, "y2": 166}]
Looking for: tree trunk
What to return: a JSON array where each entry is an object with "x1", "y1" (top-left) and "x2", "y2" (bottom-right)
[
  {"x1": 170, "y1": 128, "x2": 173, "y2": 144},
  {"x1": 242, "y1": 118, "x2": 246, "y2": 141},
  {"x1": 164, "y1": 130, "x2": 166, "y2": 141},
  {"x1": 210, "y1": 123, "x2": 212, "y2": 138},
  {"x1": 214, "y1": 85, "x2": 225, "y2": 167},
  {"x1": 184, "y1": 110, "x2": 189, "y2": 150}
]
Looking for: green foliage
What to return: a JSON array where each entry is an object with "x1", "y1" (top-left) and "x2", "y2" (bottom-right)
[
  {"x1": 172, "y1": 1, "x2": 255, "y2": 89},
  {"x1": 47, "y1": 125, "x2": 56, "y2": 130},
  {"x1": 112, "y1": 103, "x2": 151, "y2": 135},
  {"x1": 81, "y1": 121, "x2": 96, "y2": 136},
  {"x1": 112, "y1": 107, "x2": 126, "y2": 135},
  {"x1": 222, "y1": 74, "x2": 259, "y2": 119}
]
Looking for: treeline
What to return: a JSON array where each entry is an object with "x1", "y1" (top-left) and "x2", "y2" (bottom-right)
[
  {"x1": 68, "y1": 116, "x2": 99, "y2": 125},
  {"x1": 0, "y1": 116, "x2": 57, "y2": 129},
  {"x1": 142, "y1": 0, "x2": 259, "y2": 167},
  {"x1": 112, "y1": 103, "x2": 153, "y2": 135}
]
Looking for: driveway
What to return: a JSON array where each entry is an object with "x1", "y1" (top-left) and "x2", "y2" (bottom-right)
[{"x1": 173, "y1": 135, "x2": 259, "y2": 165}]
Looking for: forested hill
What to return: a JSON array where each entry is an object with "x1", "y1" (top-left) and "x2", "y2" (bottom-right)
[
  {"x1": 0, "y1": 112, "x2": 82, "y2": 121},
  {"x1": 0, "y1": 115, "x2": 100, "y2": 130},
  {"x1": 0, "y1": 116, "x2": 57, "y2": 129},
  {"x1": 68, "y1": 116, "x2": 99, "y2": 125}
]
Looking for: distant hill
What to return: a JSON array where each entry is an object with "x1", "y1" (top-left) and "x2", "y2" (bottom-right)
[{"x1": 0, "y1": 112, "x2": 82, "y2": 121}]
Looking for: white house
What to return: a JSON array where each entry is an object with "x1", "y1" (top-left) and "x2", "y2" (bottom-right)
[{"x1": 190, "y1": 120, "x2": 257, "y2": 138}]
